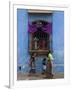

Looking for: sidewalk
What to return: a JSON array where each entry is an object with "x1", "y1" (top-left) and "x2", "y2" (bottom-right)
[{"x1": 17, "y1": 72, "x2": 64, "y2": 80}]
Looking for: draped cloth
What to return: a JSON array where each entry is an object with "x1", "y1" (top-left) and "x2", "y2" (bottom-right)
[{"x1": 28, "y1": 22, "x2": 52, "y2": 34}]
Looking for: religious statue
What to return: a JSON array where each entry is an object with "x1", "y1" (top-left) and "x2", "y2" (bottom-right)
[{"x1": 33, "y1": 37, "x2": 39, "y2": 50}]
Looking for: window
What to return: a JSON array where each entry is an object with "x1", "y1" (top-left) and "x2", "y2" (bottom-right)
[{"x1": 29, "y1": 20, "x2": 52, "y2": 55}]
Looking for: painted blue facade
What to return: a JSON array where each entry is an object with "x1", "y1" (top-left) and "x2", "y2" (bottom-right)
[
  {"x1": 17, "y1": 9, "x2": 64, "y2": 73},
  {"x1": 17, "y1": 9, "x2": 30, "y2": 73},
  {"x1": 28, "y1": 13, "x2": 52, "y2": 23},
  {"x1": 52, "y1": 11, "x2": 64, "y2": 73}
]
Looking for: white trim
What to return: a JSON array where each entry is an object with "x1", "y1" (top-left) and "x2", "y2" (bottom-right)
[
  {"x1": 9, "y1": 1, "x2": 14, "y2": 88},
  {"x1": 28, "y1": 9, "x2": 53, "y2": 13}
]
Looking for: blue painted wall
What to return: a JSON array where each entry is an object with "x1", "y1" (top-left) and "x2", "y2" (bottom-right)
[
  {"x1": 53, "y1": 11, "x2": 64, "y2": 73},
  {"x1": 28, "y1": 13, "x2": 52, "y2": 23},
  {"x1": 17, "y1": 9, "x2": 30, "y2": 73},
  {"x1": 17, "y1": 9, "x2": 64, "y2": 73}
]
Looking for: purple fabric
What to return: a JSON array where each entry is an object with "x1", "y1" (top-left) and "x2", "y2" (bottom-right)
[
  {"x1": 28, "y1": 24, "x2": 37, "y2": 34},
  {"x1": 28, "y1": 23, "x2": 52, "y2": 34}
]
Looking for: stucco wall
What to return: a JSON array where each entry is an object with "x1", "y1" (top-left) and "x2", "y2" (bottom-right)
[
  {"x1": 53, "y1": 11, "x2": 64, "y2": 73},
  {"x1": 17, "y1": 9, "x2": 30, "y2": 73}
]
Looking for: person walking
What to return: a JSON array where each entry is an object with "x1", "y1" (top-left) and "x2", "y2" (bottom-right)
[{"x1": 46, "y1": 50, "x2": 54, "y2": 78}]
